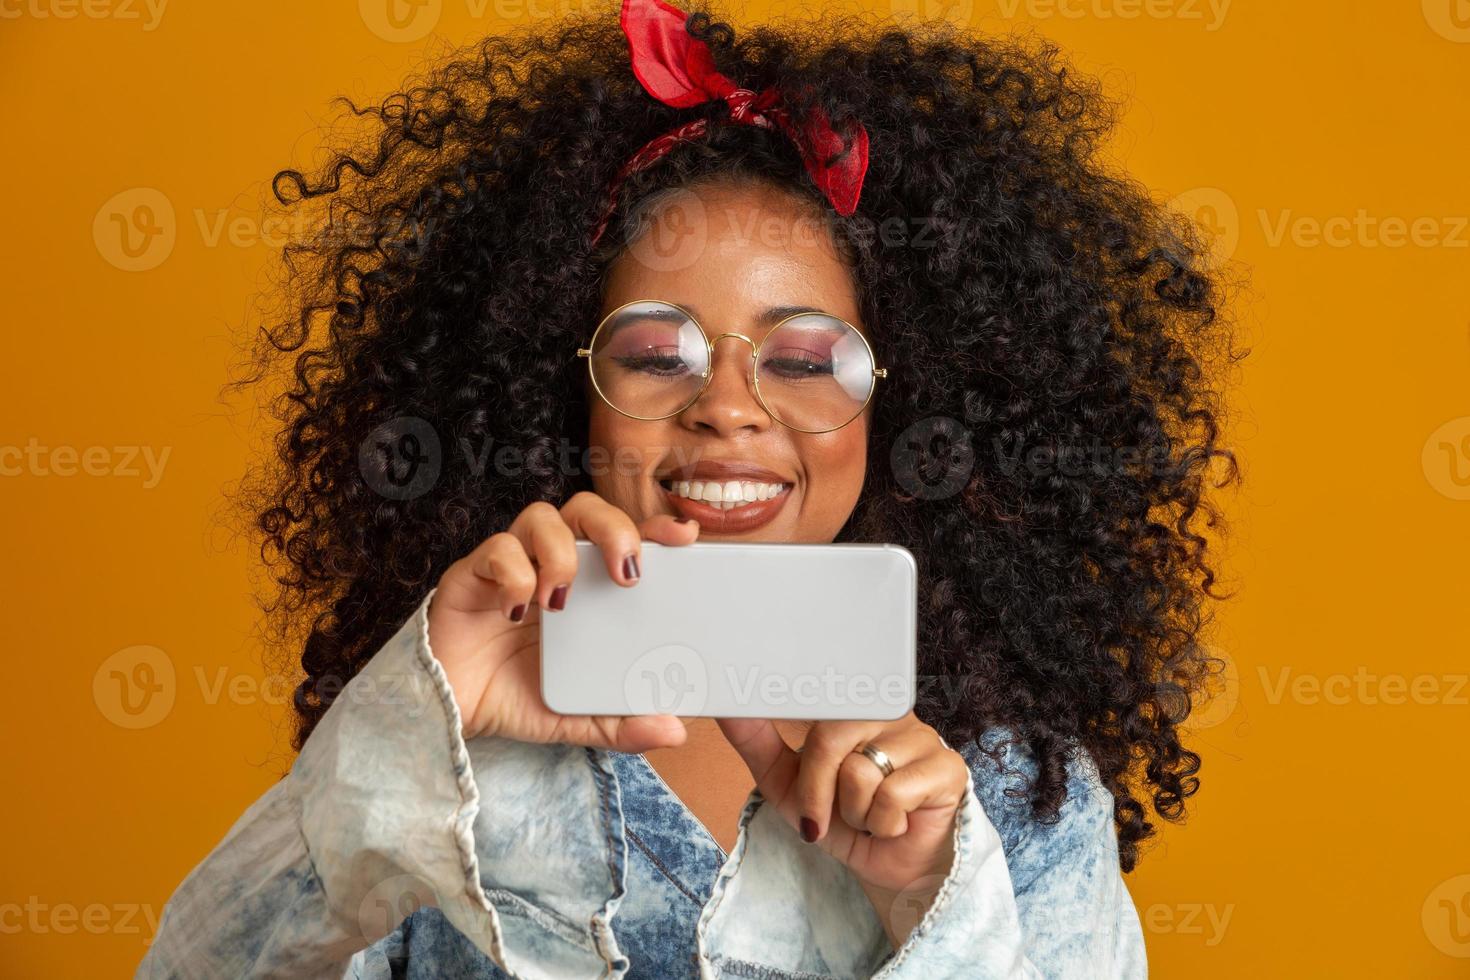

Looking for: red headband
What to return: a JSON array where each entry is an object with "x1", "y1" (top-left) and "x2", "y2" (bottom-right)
[{"x1": 587, "y1": 0, "x2": 870, "y2": 248}]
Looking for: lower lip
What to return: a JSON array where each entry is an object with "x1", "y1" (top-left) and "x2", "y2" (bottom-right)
[{"x1": 661, "y1": 482, "x2": 792, "y2": 533}]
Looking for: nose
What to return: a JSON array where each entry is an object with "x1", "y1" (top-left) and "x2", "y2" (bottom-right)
[{"x1": 678, "y1": 332, "x2": 772, "y2": 435}]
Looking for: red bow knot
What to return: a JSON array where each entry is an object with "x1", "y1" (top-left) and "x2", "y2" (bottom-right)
[{"x1": 588, "y1": 0, "x2": 870, "y2": 247}]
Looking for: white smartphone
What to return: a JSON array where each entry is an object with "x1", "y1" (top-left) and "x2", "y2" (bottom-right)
[{"x1": 539, "y1": 540, "x2": 917, "y2": 720}]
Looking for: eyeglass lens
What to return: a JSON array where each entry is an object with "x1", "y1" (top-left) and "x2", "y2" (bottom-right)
[{"x1": 588, "y1": 302, "x2": 875, "y2": 431}]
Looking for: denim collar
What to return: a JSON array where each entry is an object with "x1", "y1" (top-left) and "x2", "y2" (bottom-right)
[{"x1": 608, "y1": 750, "x2": 731, "y2": 906}]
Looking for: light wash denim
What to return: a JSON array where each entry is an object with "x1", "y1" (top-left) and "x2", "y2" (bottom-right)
[{"x1": 138, "y1": 587, "x2": 1147, "y2": 979}]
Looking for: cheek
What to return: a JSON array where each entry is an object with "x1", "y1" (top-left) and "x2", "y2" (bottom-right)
[
  {"x1": 586, "y1": 404, "x2": 665, "y2": 505},
  {"x1": 586, "y1": 403, "x2": 625, "y2": 495},
  {"x1": 806, "y1": 424, "x2": 869, "y2": 501}
]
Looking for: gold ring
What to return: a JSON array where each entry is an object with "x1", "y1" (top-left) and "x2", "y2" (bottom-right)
[{"x1": 856, "y1": 743, "x2": 895, "y2": 778}]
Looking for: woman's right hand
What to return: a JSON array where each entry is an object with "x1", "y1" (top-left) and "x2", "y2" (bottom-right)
[{"x1": 426, "y1": 490, "x2": 699, "y2": 752}]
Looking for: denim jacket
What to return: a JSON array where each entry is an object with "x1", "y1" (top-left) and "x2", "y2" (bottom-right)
[{"x1": 138, "y1": 587, "x2": 1147, "y2": 979}]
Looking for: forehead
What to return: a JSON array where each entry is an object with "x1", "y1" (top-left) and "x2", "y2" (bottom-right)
[{"x1": 601, "y1": 182, "x2": 862, "y2": 326}]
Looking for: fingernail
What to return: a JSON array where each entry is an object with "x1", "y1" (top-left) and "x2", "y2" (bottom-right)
[
  {"x1": 508, "y1": 604, "x2": 527, "y2": 623},
  {"x1": 623, "y1": 553, "x2": 640, "y2": 581},
  {"x1": 675, "y1": 516, "x2": 696, "y2": 524},
  {"x1": 800, "y1": 817, "x2": 819, "y2": 843},
  {"x1": 549, "y1": 584, "x2": 569, "y2": 610}
]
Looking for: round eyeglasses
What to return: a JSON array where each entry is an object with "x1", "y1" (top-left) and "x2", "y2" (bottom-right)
[{"x1": 577, "y1": 300, "x2": 887, "y2": 434}]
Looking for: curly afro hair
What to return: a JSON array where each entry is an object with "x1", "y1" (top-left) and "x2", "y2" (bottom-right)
[{"x1": 231, "y1": 3, "x2": 1245, "y2": 874}]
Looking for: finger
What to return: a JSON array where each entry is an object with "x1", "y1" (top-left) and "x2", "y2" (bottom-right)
[
  {"x1": 865, "y1": 752, "x2": 970, "y2": 839},
  {"x1": 465, "y1": 531, "x2": 539, "y2": 623},
  {"x1": 836, "y1": 726, "x2": 936, "y2": 832},
  {"x1": 716, "y1": 718, "x2": 802, "y2": 816},
  {"x1": 559, "y1": 490, "x2": 645, "y2": 586},
  {"x1": 507, "y1": 500, "x2": 579, "y2": 609},
  {"x1": 433, "y1": 532, "x2": 536, "y2": 623},
  {"x1": 637, "y1": 512, "x2": 701, "y2": 545},
  {"x1": 550, "y1": 712, "x2": 689, "y2": 753},
  {"x1": 794, "y1": 722, "x2": 883, "y2": 842}
]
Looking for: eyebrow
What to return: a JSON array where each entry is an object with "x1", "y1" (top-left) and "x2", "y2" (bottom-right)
[{"x1": 675, "y1": 303, "x2": 831, "y2": 327}]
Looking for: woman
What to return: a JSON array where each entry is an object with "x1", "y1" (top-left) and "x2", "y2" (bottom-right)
[{"x1": 141, "y1": 0, "x2": 1238, "y2": 975}]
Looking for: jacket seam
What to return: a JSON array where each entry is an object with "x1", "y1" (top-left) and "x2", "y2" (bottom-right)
[{"x1": 626, "y1": 826, "x2": 706, "y2": 908}]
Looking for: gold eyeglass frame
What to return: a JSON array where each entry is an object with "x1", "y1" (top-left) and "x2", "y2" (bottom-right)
[{"x1": 577, "y1": 299, "x2": 888, "y2": 435}]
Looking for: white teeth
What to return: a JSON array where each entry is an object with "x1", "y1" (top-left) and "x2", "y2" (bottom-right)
[{"x1": 662, "y1": 477, "x2": 788, "y2": 508}]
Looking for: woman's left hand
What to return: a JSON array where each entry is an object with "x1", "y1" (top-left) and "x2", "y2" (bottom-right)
[{"x1": 717, "y1": 712, "x2": 971, "y2": 947}]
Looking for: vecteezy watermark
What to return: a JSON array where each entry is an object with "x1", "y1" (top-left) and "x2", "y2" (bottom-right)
[
  {"x1": 357, "y1": 416, "x2": 721, "y2": 501},
  {"x1": 1257, "y1": 208, "x2": 1470, "y2": 249},
  {"x1": 1168, "y1": 187, "x2": 1240, "y2": 269},
  {"x1": 0, "y1": 898, "x2": 161, "y2": 942},
  {"x1": 1256, "y1": 666, "x2": 1469, "y2": 707},
  {"x1": 891, "y1": 416, "x2": 976, "y2": 501},
  {"x1": 625, "y1": 644, "x2": 710, "y2": 715},
  {"x1": 1423, "y1": 0, "x2": 1470, "y2": 43},
  {"x1": 0, "y1": 438, "x2": 170, "y2": 487},
  {"x1": 890, "y1": 416, "x2": 1216, "y2": 503},
  {"x1": 94, "y1": 186, "x2": 438, "y2": 272},
  {"x1": 93, "y1": 649, "x2": 436, "y2": 729},
  {"x1": 93, "y1": 189, "x2": 177, "y2": 272},
  {"x1": 360, "y1": 416, "x2": 443, "y2": 501},
  {"x1": 621, "y1": 647, "x2": 910, "y2": 717},
  {"x1": 724, "y1": 665, "x2": 911, "y2": 712},
  {"x1": 1141, "y1": 902, "x2": 1235, "y2": 945},
  {"x1": 988, "y1": 0, "x2": 1232, "y2": 31},
  {"x1": 1422, "y1": 874, "x2": 1470, "y2": 958},
  {"x1": 357, "y1": 0, "x2": 612, "y2": 42},
  {"x1": 1170, "y1": 187, "x2": 1470, "y2": 260},
  {"x1": 614, "y1": 184, "x2": 990, "y2": 275},
  {"x1": 1423, "y1": 416, "x2": 1470, "y2": 500},
  {"x1": 0, "y1": 0, "x2": 168, "y2": 30},
  {"x1": 1182, "y1": 643, "x2": 1239, "y2": 732}
]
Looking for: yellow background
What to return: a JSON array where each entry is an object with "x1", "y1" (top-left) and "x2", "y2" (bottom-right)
[{"x1": 3, "y1": 0, "x2": 1468, "y2": 975}]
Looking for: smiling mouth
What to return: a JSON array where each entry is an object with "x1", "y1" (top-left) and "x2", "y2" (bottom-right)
[{"x1": 657, "y1": 478, "x2": 792, "y2": 510}]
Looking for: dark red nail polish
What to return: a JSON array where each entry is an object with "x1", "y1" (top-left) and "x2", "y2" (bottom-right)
[
  {"x1": 623, "y1": 553, "x2": 640, "y2": 581},
  {"x1": 800, "y1": 817, "x2": 819, "y2": 843},
  {"x1": 508, "y1": 604, "x2": 527, "y2": 623},
  {"x1": 549, "y1": 584, "x2": 569, "y2": 610}
]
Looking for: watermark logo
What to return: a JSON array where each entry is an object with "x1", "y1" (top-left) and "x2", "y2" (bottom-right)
[
  {"x1": 1169, "y1": 187, "x2": 1239, "y2": 268},
  {"x1": 1422, "y1": 416, "x2": 1470, "y2": 500},
  {"x1": 357, "y1": 873, "x2": 438, "y2": 943},
  {"x1": 1423, "y1": 0, "x2": 1470, "y2": 42},
  {"x1": 622, "y1": 187, "x2": 710, "y2": 274},
  {"x1": 359, "y1": 0, "x2": 442, "y2": 42},
  {"x1": 624, "y1": 643, "x2": 709, "y2": 715},
  {"x1": 891, "y1": 416, "x2": 976, "y2": 501},
  {"x1": 1184, "y1": 643, "x2": 1239, "y2": 731},
  {"x1": 1422, "y1": 874, "x2": 1470, "y2": 957},
  {"x1": 886, "y1": 873, "x2": 948, "y2": 938},
  {"x1": 93, "y1": 188, "x2": 176, "y2": 272},
  {"x1": 360, "y1": 416, "x2": 443, "y2": 501},
  {"x1": 93, "y1": 645, "x2": 176, "y2": 730}
]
